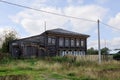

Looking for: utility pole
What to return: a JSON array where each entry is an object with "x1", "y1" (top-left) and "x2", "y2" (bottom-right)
[
  {"x1": 44, "y1": 21, "x2": 48, "y2": 56},
  {"x1": 98, "y1": 19, "x2": 101, "y2": 64},
  {"x1": 44, "y1": 21, "x2": 46, "y2": 31},
  {"x1": 104, "y1": 39, "x2": 107, "y2": 48}
]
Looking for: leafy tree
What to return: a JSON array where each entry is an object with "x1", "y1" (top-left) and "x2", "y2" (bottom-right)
[
  {"x1": 87, "y1": 47, "x2": 98, "y2": 55},
  {"x1": 1, "y1": 29, "x2": 18, "y2": 53},
  {"x1": 101, "y1": 47, "x2": 109, "y2": 55},
  {"x1": 87, "y1": 47, "x2": 109, "y2": 55},
  {"x1": 101, "y1": 47, "x2": 109, "y2": 61},
  {"x1": 113, "y1": 52, "x2": 120, "y2": 60}
]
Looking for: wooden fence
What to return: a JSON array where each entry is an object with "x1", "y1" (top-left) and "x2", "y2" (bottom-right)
[{"x1": 76, "y1": 55, "x2": 113, "y2": 62}]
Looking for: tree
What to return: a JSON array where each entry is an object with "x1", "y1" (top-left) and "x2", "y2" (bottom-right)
[
  {"x1": 1, "y1": 29, "x2": 18, "y2": 53},
  {"x1": 101, "y1": 47, "x2": 109, "y2": 55},
  {"x1": 101, "y1": 47, "x2": 109, "y2": 61},
  {"x1": 87, "y1": 47, "x2": 98, "y2": 55},
  {"x1": 113, "y1": 52, "x2": 120, "y2": 60}
]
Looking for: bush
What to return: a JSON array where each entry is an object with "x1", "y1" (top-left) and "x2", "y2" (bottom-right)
[
  {"x1": 64, "y1": 54, "x2": 76, "y2": 63},
  {"x1": 0, "y1": 52, "x2": 13, "y2": 64},
  {"x1": 51, "y1": 56, "x2": 68, "y2": 63},
  {"x1": 67, "y1": 72, "x2": 75, "y2": 76},
  {"x1": 51, "y1": 54, "x2": 76, "y2": 63},
  {"x1": 113, "y1": 53, "x2": 120, "y2": 60}
]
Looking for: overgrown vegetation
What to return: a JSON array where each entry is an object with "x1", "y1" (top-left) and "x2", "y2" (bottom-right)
[
  {"x1": 0, "y1": 56, "x2": 119, "y2": 80},
  {"x1": 0, "y1": 29, "x2": 120, "y2": 80},
  {"x1": 113, "y1": 52, "x2": 120, "y2": 60},
  {"x1": 0, "y1": 29, "x2": 18, "y2": 64},
  {"x1": 87, "y1": 47, "x2": 109, "y2": 55}
]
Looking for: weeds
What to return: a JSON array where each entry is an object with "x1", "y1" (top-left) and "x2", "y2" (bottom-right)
[
  {"x1": 0, "y1": 75, "x2": 28, "y2": 80},
  {"x1": 0, "y1": 55, "x2": 119, "y2": 80}
]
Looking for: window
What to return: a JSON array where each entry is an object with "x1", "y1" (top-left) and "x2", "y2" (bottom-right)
[
  {"x1": 59, "y1": 38, "x2": 64, "y2": 47},
  {"x1": 76, "y1": 39, "x2": 79, "y2": 47},
  {"x1": 48, "y1": 37, "x2": 52, "y2": 44},
  {"x1": 52, "y1": 38, "x2": 55, "y2": 45},
  {"x1": 71, "y1": 39, "x2": 75, "y2": 47},
  {"x1": 81, "y1": 40, "x2": 84, "y2": 47},
  {"x1": 48, "y1": 37, "x2": 55, "y2": 45},
  {"x1": 65, "y1": 38, "x2": 69, "y2": 47}
]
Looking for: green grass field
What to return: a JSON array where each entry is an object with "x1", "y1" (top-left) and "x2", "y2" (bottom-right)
[{"x1": 0, "y1": 56, "x2": 120, "y2": 80}]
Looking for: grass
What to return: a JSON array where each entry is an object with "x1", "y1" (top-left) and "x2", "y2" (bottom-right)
[{"x1": 0, "y1": 56, "x2": 120, "y2": 80}]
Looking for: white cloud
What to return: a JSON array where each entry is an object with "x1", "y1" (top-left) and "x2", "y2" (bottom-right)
[
  {"x1": 11, "y1": 7, "x2": 68, "y2": 35},
  {"x1": 108, "y1": 12, "x2": 120, "y2": 29},
  {"x1": 64, "y1": 5, "x2": 107, "y2": 32},
  {"x1": 10, "y1": 0, "x2": 107, "y2": 36},
  {"x1": 67, "y1": 0, "x2": 84, "y2": 4},
  {"x1": 95, "y1": 0, "x2": 108, "y2": 4},
  {"x1": 88, "y1": 37, "x2": 120, "y2": 50}
]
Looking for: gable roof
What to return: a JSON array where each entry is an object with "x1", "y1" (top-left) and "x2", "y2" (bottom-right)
[
  {"x1": 46, "y1": 28, "x2": 90, "y2": 37},
  {"x1": 12, "y1": 28, "x2": 90, "y2": 43}
]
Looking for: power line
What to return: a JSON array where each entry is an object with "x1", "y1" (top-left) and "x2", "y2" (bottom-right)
[
  {"x1": 100, "y1": 21, "x2": 120, "y2": 31},
  {"x1": 1, "y1": 0, "x2": 120, "y2": 32},
  {"x1": 0, "y1": 0, "x2": 96, "y2": 22}
]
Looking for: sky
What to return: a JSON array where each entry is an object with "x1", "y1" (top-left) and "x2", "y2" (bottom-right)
[{"x1": 0, "y1": 0, "x2": 120, "y2": 50}]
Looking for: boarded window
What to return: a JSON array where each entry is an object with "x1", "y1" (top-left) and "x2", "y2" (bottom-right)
[{"x1": 59, "y1": 37, "x2": 64, "y2": 47}]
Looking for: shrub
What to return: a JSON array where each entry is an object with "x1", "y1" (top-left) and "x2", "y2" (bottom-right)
[
  {"x1": 67, "y1": 72, "x2": 75, "y2": 76},
  {"x1": 0, "y1": 52, "x2": 13, "y2": 64},
  {"x1": 64, "y1": 54, "x2": 76, "y2": 63},
  {"x1": 51, "y1": 56, "x2": 68, "y2": 63},
  {"x1": 113, "y1": 53, "x2": 120, "y2": 60},
  {"x1": 51, "y1": 55, "x2": 76, "y2": 63}
]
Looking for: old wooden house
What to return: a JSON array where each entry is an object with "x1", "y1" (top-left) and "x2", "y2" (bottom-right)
[{"x1": 9, "y1": 28, "x2": 90, "y2": 58}]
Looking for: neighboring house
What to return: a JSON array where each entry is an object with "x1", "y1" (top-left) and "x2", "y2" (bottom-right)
[
  {"x1": 109, "y1": 50, "x2": 119, "y2": 55},
  {"x1": 9, "y1": 28, "x2": 90, "y2": 58}
]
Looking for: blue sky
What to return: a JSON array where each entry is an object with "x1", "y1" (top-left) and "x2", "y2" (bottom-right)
[{"x1": 0, "y1": 0, "x2": 120, "y2": 49}]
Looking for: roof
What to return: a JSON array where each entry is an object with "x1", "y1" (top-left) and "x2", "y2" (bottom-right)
[
  {"x1": 109, "y1": 50, "x2": 119, "y2": 54},
  {"x1": 11, "y1": 28, "x2": 90, "y2": 43},
  {"x1": 46, "y1": 28, "x2": 90, "y2": 37}
]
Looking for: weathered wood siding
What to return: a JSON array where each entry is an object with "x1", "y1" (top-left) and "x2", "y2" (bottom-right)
[{"x1": 9, "y1": 28, "x2": 89, "y2": 58}]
